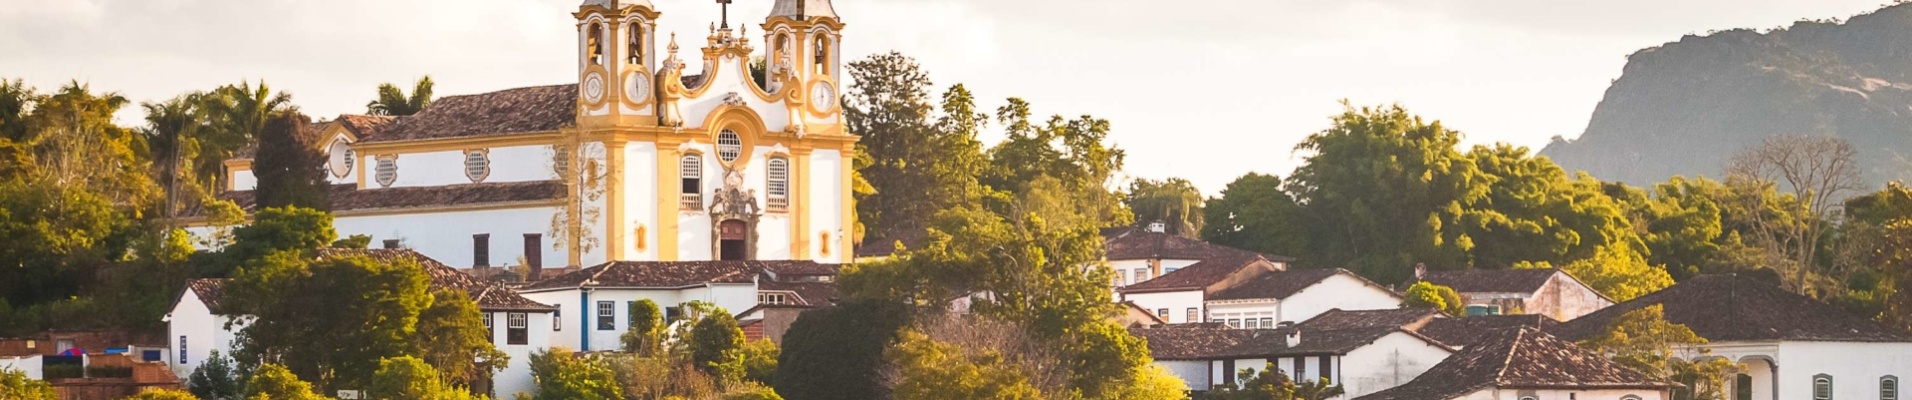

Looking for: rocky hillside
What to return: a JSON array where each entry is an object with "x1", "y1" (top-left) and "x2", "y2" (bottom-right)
[{"x1": 1541, "y1": 4, "x2": 1912, "y2": 186}]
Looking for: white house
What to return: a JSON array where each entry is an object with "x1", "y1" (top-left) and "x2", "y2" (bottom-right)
[
  {"x1": 1358, "y1": 327, "x2": 1673, "y2": 400},
  {"x1": 1119, "y1": 254, "x2": 1282, "y2": 324},
  {"x1": 1103, "y1": 225, "x2": 1289, "y2": 289},
  {"x1": 517, "y1": 260, "x2": 839, "y2": 352},
  {"x1": 1410, "y1": 267, "x2": 1613, "y2": 321},
  {"x1": 1204, "y1": 269, "x2": 1404, "y2": 329},
  {"x1": 183, "y1": 0, "x2": 860, "y2": 278},
  {"x1": 1551, "y1": 274, "x2": 1912, "y2": 400},
  {"x1": 1132, "y1": 324, "x2": 1454, "y2": 398},
  {"x1": 163, "y1": 249, "x2": 557, "y2": 399}
]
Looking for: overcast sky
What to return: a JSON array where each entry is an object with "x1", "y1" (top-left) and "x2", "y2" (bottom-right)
[{"x1": 0, "y1": 0, "x2": 1891, "y2": 194}]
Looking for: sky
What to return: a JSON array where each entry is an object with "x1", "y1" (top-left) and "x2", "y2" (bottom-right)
[{"x1": 0, "y1": 0, "x2": 1892, "y2": 194}]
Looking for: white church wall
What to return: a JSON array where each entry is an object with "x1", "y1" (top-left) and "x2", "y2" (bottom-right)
[
  {"x1": 679, "y1": 55, "x2": 792, "y2": 134},
  {"x1": 622, "y1": 143, "x2": 659, "y2": 261},
  {"x1": 807, "y1": 149, "x2": 845, "y2": 263},
  {"x1": 333, "y1": 206, "x2": 570, "y2": 269}
]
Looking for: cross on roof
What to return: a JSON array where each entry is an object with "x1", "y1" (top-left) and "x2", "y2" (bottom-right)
[{"x1": 717, "y1": 0, "x2": 733, "y2": 29}]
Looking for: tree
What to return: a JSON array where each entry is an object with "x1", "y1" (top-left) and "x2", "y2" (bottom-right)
[
  {"x1": 1517, "y1": 245, "x2": 1674, "y2": 302},
  {"x1": 621, "y1": 299, "x2": 665, "y2": 356},
  {"x1": 367, "y1": 76, "x2": 435, "y2": 116},
  {"x1": 738, "y1": 339, "x2": 779, "y2": 385},
  {"x1": 199, "y1": 81, "x2": 294, "y2": 191},
  {"x1": 0, "y1": 177, "x2": 124, "y2": 306},
  {"x1": 1579, "y1": 305, "x2": 1733, "y2": 400},
  {"x1": 228, "y1": 248, "x2": 432, "y2": 392},
  {"x1": 845, "y1": 52, "x2": 989, "y2": 246},
  {"x1": 0, "y1": 367, "x2": 56, "y2": 400},
  {"x1": 550, "y1": 124, "x2": 605, "y2": 270},
  {"x1": 253, "y1": 111, "x2": 329, "y2": 211},
  {"x1": 415, "y1": 290, "x2": 508, "y2": 389},
  {"x1": 244, "y1": 363, "x2": 325, "y2": 400},
  {"x1": 885, "y1": 330, "x2": 1044, "y2": 400},
  {"x1": 1206, "y1": 364, "x2": 1344, "y2": 400},
  {"x1": 141, "y1": 94, "x2": 210, "y2": 219},
  {"x1": 689, "y1": 309, "x2": 746, "y2": 383},
  {"x1": 984, "y1": 98, "x2": 1130, "y2": 228},
  {"x1": 1202, "y1": 173, "x2": 1306, "y2": 256},
  {"x1": 1403, "y1": 281, "x2": 1464, "y2": 316},
  {"x1": 369, "y1": 356, "x2": 481, "y2": 400},
  {"x1": 189, "y1": 350, "x2": 245, "y2": 400},
  {"x1": 1726, "y1": 135, "x2": 1862, "y2": 295},
  {"x1": 1124, "y1": 177, "x2": 1204, "y2": 237},
  {"x1": 215, "y1": 206, "x2": 337, "y2": 276},
  {"x1": 774, "y1": 300, "x2": 912, "y2": 400},
  {"x1": 528, "y1": 349, "x2": 624, "y2": 400},
  {"x1": 123, "y1": 388, "x2": 200, "y2": 400},
  {"x1": 1605, "y1": 177, "x2": 1730, "y2": 280}
]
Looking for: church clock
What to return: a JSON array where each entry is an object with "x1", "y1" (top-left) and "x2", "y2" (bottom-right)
[
  {"x1": 583, "y1": 72, "x2": 607, "y2": 104},
  {"x1": 809, "y1": 81, "x2": 835, "y2": 113}
]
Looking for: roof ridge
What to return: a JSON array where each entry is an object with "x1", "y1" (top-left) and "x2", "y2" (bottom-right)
[{"x1": 1492, "y1": 328, "x2": 1526, "y2": 386}]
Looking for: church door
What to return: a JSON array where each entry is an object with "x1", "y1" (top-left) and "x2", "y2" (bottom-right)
[{"x1": 719, "y1": 220, "x2": 748, "y2": 260}]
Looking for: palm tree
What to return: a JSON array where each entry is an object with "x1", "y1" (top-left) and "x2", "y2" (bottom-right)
[
  {"x1": 143, "y1": 95, "x2": 208, "y2": 218},
  {"x1": 366, "y1": 76, "x2": 435, "y2": 116},
  {"x1": 198, "y1": 80, "x2": 295, "y2": 191}
]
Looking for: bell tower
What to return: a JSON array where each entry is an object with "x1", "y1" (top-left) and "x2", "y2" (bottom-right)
[
  {"x1": 576, "y1": 0, "x2": 662, "y2": 128},
  {"x1": 761, "y1": 0, "x2": 844, "y2": 124}
]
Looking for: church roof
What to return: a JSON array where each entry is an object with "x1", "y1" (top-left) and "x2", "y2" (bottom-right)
[
  {"x1": 1550, "y1": 274, "x2": 1912, "y2": 343},
  {"x1": 182, "y1": 181, "x2": 565, "y2": 218},
  {"x1": 1356, "y1": 328, "x2": 1672, "y2": 400},
  {"x1": 315, "y1": 248, "x2": 556, "y2": 312},
  {"x1": 769, "y1": 0, "x2": 838, "y2": 20},
  {"x1": 360, "y1": 84, "x2": 577, "y2": 144}
]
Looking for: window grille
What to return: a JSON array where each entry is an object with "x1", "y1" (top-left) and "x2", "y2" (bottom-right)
[
  {"x1": 1885, "y1": 376, "x2": 1900, "y2": 400},
  {"x1": 767, "y1": 157, "x2": 789, "y2": 210},
  {"x1": 375, "y1": 156, "x2": 398, "y2": 187},
  {"x1": 598, "y1": 301, "x2": 616, "y2": 330},
  {"x1": 507, "y1": 313, "x2": 528, "y2": 345},
  {"x1": 681, "y1": 155, "x2": 703, "y2": 209},
  {"x1": 482, "y1": 313, "x2": 494, "y2": 344},
  {"x1": 717, "y1": 130, "x2": 742, "y2": 163},
  {"x1": 464, "y1": 151, "x2": 489, "y2": 182},
  {"x1": 1816, "y1": 375, "x2": 1834, "y2": 400}
]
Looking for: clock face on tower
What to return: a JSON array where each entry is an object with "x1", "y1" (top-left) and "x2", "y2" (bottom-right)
[
  {"x1": 583, "y1": 73, "x2": 606, "y2": 104},
  {"x1": 809, "y1": 81, "x2": 835, "y2": 113},
  {"x1": 626, "y1": 73, "x2": 651, "y2": 104}
]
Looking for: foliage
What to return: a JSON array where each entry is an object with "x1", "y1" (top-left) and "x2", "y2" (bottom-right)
[
  {"x1": 773, "y1": 300, "x2": 911, "y2": 400},
  {"x1": 415, "y1": 290, "x2": 509, "y2": 389},
  {"x1": 621, "y1": 299, "x2": 665, "y2": 356},
  {"x1": 332, "y1": 234, "x2": 373, "y2": 249},
  {"x1": 195, "y1": 81, "x2": 294, "y2": 191},
  {"x1": 602, "y1": 354, "x2": 717, "y2": 400},
  {"x1": 738, "y1": 339, "x2": 779, "y2": 385},
  {"x1": 228, "y1": 246, "x2": 432, "y2": 392},
  {"x1": 1402, "y1": 281, "x2": 1464, "y2": 316},
  {"x1": 189, "y1": 350, "x2": 245, "y2": 400},
  {"x1": 243, "y1": 363, "x2": 325, "y2": 400},
  {"x1": 845, "y1": 53, "x2": 990, "y2": 246},
  {"x1": 0, "y1": 367, "x2": 57, "y2": 400},
  {"x1": 885, "y1": 330, "x2": 1043, "y2": 400},
  {"x1": 1124, "y1": 177, "x2": 1205, "y2": 238},
  {"x1": 528, "y1": 349, "x2": 624, "y2": 400},
  {"x1": 1579, "y1": 305, "x2": 1732, "y2": 400},
  {"x1": 1516, "y1": 245, "x2": 1674, "y2": 301},
  {"x1": 122, "y1": 388, "x2": 199, "y2": 400},
  {"x1": 689, "y1": 308, "x2": 746, "y2": 383},
  {"x1": 1725, "y1": 135, "x2": 1862, "y2": 295},
  {"x1": 253, "y1": 112, "x2": 329, "y2": 211},
  {"x1": 1202, "y1": 173, "x2": 1307, "y2": 257},
  {"x1": 367, "y1": 76, "x2": 435, "y2": 116},
  {"x1": 369, "y1": 356, "x2": 482, "y2": 400},
  {"x1": 223, "y1": 207, "x2": 338, "y2": 267},
  {"x1": 985, "y1": 97, "x2": 1131, "y2": 228},
  {"x1": 1205, "y1": 364, "x2": 1344, "y2": 400},
  {"x1": 0, "y1": 177, "x2": 125, "y2": 306},
  {"x1": 720, "y1": 383, "x2": 784, "y2": 400}
]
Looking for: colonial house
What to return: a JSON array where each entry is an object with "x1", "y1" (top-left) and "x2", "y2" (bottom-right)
[
  {"x1": 1104, "y1": 225, "x2": 1290, "y2": 289},
  {"x1": 162, "y1": 249, "x2": 557, "y2": 398},
  {"x1": 1204, "y1": 269, "x2": 1403, "y2": 329},
  {"x1": 516, "y1": 260, "x2": 839, "y2": 351},
  {"x1": 1132, "y1": 323, "x2": 1454, "y2": 398},
  {"x1": 1357, "y1": 327, "x2": 1674, "y2": 400},
  {"x1": 1117, "y1": 254, "x2": 1283, "y2": 324},
  {"x1": 1551, "y1": 274, "x2": 1912, "y2": 400},
  {"x1": 1410, "y1": 266, "x2": 1613, "y2": 321},
  {"x1": 184, "y1": 0, "x2": 859, "y2": 280}
]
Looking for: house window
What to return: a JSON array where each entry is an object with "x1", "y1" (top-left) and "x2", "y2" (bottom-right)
[
  {"x1": 553, "y1": 309, "x2": 562, "y2": 332},
  {"x1": 1816, "y1": 374, "x2": 1834, "y2": 400},
  {"x1": 1295, "y1": 355, "x2": 1307, "y2": 380},
  {"x1": 680, "y1": 155, "x2": 703, "y2": 209},
  {"x1": 1227, "y1": 319, "x2": 1241, "y2": 328},
  {"x1": 473, "y1": 234, "x2": 490, "y2": 267},
  {"x1": 56, "y1": 339, "x2": 74, "y2": 353},
  {"x1": 1885, "y1": 376, "x2": 1899, "y2": 400},
  {"x1": 1260, "y1": 317, "x2": 1274, "y2": 328},
  {"x1": 328, "y1": 140, "x2": 353, "y2": 178},
  {"x1": 1519, "y1": 397, "x2": 1538, "y2": 400},
  {"x1": 1113, "y1": 275, "x2": 1125, "y2": 287},
  {"x1": 766, "y1": 157, "x2": 789, "y2": 211},
  {"x1": 665, "y1": 306, "x2": 682, "y2": 322},
  {"x1": 1157, "y1": 309, "x2": 1169, "y2": 320},
  {"x1": 1318, "y1": 356, "x2": 1332, "y2": 383},
  {"x1": 716, "y1": 130, "x2": 742, "y2": 163},
  {"x1": 1620, "y1": 396, "x2": 1642, "y2": 400},
  {"x1": 1465, "y1": 305, "x2": 1501, "y2": 316},
  {"x1": 1132, "y1": 269, "x2": 1147, "y2": 283},
  {"x1": 507, "y1": 313, "x2": 528, "y2": 345},
  {"x1": 375, "y1": 156, "x2": 397, "y2": 187},
  {"x1": 1186, "y1": 308, "x2": 1199, "y2": 323},
  {"x1": 382, "y1": 239, "x2": 401, "y2": 249},
  {"x1": 759, "y1": 293, "x2": 788, "y2": 305},
  {"x1": 482, "y1": 313, "x2": 494, "y2": 344},
  {"x1": 464, "y1": 150, "x2": 489, "y2": 182},
  {"x1": 597, "y1": 301, "x2": 616, "y2": 330},
  {"x1": 178, "y1": 336, "x2": 187, "y2": 364}
]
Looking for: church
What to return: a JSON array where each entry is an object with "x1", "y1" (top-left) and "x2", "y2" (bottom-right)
[{"x1": 189, "y1": 0, "x2": 856, "y2": 274}]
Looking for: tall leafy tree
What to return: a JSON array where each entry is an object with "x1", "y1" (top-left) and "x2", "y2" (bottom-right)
[
  {"x1": 773, "y1": 300, "x2": 911, "y2": 400},
  {"x1": 198, "y1": 81, "x2": 294, "y2": 191},
  {"x1": 1579, "y1": 305, "x2": 1733, "y2": 400},
  {"x1": 367, "y1": 76, "x2": 436, "y2": 116},
  {"x1": 1202, "y1": 173, "x2": 1307, "y2": 256},
  {"x1": 845, "y1": 52, "x2": 988, "y2": 246},
  {"x1": 229, "y1": 248, "x2": 433, "y2": 392},
  {"x1": 415, "y1": 290, "x2": 508, "y2": 389},
  {"x1": 253, "y1": 112, "x2": 329, "y2": 210},
  {"x1": 142, "y1": 95, "x2": 211, "y2": 218},
  {"x1": 689, "y1": 309, "x2": 746, "y2": 383},
  {"x1": 985, "y1": 98, "x2": 1130, "y2": 228},
  {"x1": 1123, "y1": 177, "x2": 1204, "y2": 237}
]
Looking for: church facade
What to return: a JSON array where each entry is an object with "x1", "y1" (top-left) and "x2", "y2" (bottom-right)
[{"x1": 191, "y1": 0, "x2": 856, "y2": 274}]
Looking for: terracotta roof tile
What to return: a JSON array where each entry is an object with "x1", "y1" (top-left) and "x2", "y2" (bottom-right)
[
  {"x1": 1208, "y1": 268, "x2": 1353, "y2": 301},
  {"x1": 184, "y1": 278, "x2": 231, "y2": 315},
  {"x1": 758, "y1": 281, "x2": 839, "y2": 306},
  {"x1": 1103, "y1": 228, "x2": 1288, "y2": 261},
  {"x1": 1356, "y1": 328, "x2": 1672, "y2": 400},
  {"x1": 1551, "y1": 274, "x2": 1912, "y2": 342},
  {"x1": 1133, "y1": 324, "x2": 1445, "y2": 360},
  {"x1": 185, "y1": 181, "x2": 564, "y2": 217},
  {"x1": 360, "y1": 85, "x2": 577, "y2": 143},
  {"x1": 1418, "y1": 315, "x2": 1559, "y2": 348},
  {"x1": 1119, "y1": 254, "x2": 1273, "y2": 293},
  {"x1": 335, "y1": 114, "x2": 397, "y2": 140},
  {"x1": 1297, "y1": 308, "x2": 1444, "y2": 332},
  {"x1": 1413, "y1": 269, "x2": 1561, "y2": 294},
  {"x1": 315, "y1": 248, "x2": 555, "y2": 312}
]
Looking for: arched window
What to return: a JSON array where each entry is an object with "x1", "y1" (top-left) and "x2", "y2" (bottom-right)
[
  {"x1": 812, "y1": 34, "x2": 829, "y2": 75},
  {"x1": 627, "y1": 22, "x2": 644, "y2": 65},
  {"x1": 587, "y1": 23, "x2": 605, "y2": 66},
  {"x1": 375, "y1": 156, "x2": 398, "y2": 187},
  {"x1": 464, "y1": 150, "x2": 490, "y2": 182},
  {"x1": 1885, "y1": 376, "x2": 1900, "y2": 400},
  {"x1": 766, "y1": 157, "x2": 789, "y2": 211},
  {"x1": 716, "y1": 130, "x2": 742, "y2": 163},
  {"x1": 1815, "y1": 374, "x2": 1834, "y2": 400},
  {"x1": 680, "y1": 155, "x2": 703, "y2": 209}
]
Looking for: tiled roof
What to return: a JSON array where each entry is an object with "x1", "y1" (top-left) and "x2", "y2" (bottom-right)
[
  {"x1": 760, "y1": 261, "x2": 839, "y2": 277},
  {"x1": 1103, "y1": 228, "x2": 1286, "y2": 261},
  {"x1": 185, "y1": 181, "x2": 564, "y2": 217},
  {"x1": 360, "y1": 84, "x2": 577, "y2": 143},
  {"x1": 1208, "y1": 268, "x2": 1354, "y2": 301},
  {"x1": 1119, "y1": 254, "x2": 1272, "y2": 293},
  {"x1": 1413, "y1": 268, "x2": 1562, "y2": 294},
  {"x1": 1551, "y1": 274, "x2": 1912, "y2": 343},
  {"x1": 335, "y1": 114, "x2": 397, "y2": 140},
  {"x1": 315, "y1": 248, "x2": 555, "y2": 312},
  {"x1": 758, "y1": 281, "x2": 839, "y2": 306},
  {"x1": 522, "y1": 260, "x2": 831, "y2": 291},
  {"x1": 1297, "y1": 308, "x2": 1444, "y2": 332},
  {"x1": 1132, "y1": 324, "x2": 1446, "y2": 360},
  {"x1": 1418, "y1": 315, "x2": 1559, "y2": 348},
  {"x1": 184, "y1": 278, "x2": 232, "y2": 315},
  {"x1": 1356, "y1": 328, "x2": 1672, "y2": 400}
]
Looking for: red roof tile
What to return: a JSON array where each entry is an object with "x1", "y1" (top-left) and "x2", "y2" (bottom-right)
[
  {"x1": 360, "y1": 84, "x2": 577, "y2": 143},
  {"x1": 1356, "y1": 328, "x2": 1672, "y2": 400}
]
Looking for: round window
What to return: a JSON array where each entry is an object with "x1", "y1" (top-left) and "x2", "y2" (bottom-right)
[
  {"x1": 717, "y1": 130, "x2": 742, "y2": 163},
  {"x1": 327, "y1": 140, "x2": 352, "y2": 177}
]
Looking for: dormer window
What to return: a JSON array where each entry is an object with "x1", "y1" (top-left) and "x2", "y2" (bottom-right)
[
  {"x1": 758, "y1": 292, "x2": 789, "y2": 305},
  {"x1": 680, "y1": 155, "x2": 703, "y2": 209},
  {"x1": 767, "y1": 157, "x2": 789, "y2": 211}
]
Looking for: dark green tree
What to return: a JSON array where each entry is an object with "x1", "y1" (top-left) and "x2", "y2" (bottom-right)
[
  {"x1": 1202, "y1": 173, "x2": 1307, "y2": 256},
  {"x1": 228, "y1": 249, "x2": 432, "y2": 392},
  {"x1": 415, "y1": 290, "x2": 508, "y2": 389},
  {"x1": 845, "y1": 52, "x2": 989, "y2": 246},
  {"x1": 620, "y1": 299, "x2": 664, "y2": 356},
  {"x1": 188, "y1": 350, "x2": 244, "y2": 400},
  {"x1": 1124, "y1": 177, "x2": 1204, "y2": 238},
  {"x1": 197, "y1": 81, "x2": 293, "y2": 190},
  {"x1": 366, "y1": 76, "x2": 435, "y2": 116},
  {"x1": 253, "y1": 112, "x2": 329, "y2": 211},
  {"x1": 773, "y1": 300, "x2": 911, "y2": 400},
  {"x1": 689, "y1": 309, "x2": 746, "y2": 382}
]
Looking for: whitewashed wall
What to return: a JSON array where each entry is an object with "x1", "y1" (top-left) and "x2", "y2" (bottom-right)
[
  {"x1": 807, "y1": 149, "x2": 846, "y2": 263},
  {"x1": 232, "y1": 170, "x2": 258, "y2": 191},
  {"x1": 620, "y1": 143, "x2": 660, "y2": 261},
  {"x1": 1771, "y1": 341, "x2": 1912, "y2": 400},
  {"x1": 0, "y1": 355, "x2": 42, "y2": 380},
  {"x1": 1156, "y1": 360, "x2": 1209, "y2": 391},
  {"x1": 1279, "y1": 274, "x2": 1402, "y2": 324},
  {"x1": 485, "y1": 311, "x2": 554, "y2": 400},
  {"x1": 679, "y1": 55, "x2": 792, "y2": 134},
  {"x1": 166, "y1": 291, "x2": 245, "y2": 379},
  {"x1": 365, "y1": 145, "x2": 557, "y2": 189},
  {"x1": 521, "y1": 283, "x2": 759, "y2": 352},
  {"x1": 1125, "y1": 290, "x2": 1205, "y2": 324},
  {"x1": 1460, "y1": 388, "x2": 1667, "y2": 400},
  {"x1": 333, "y1": 206, "x2": 583, "y2": 269},
  {"x1": 1340, "y1": 331, "x2": 1452, "y2": 398}
]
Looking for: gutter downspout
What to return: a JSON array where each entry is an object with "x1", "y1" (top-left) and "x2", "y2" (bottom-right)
[{"x1": 580, "y1": 289, "x2": 591, "y2": 351}]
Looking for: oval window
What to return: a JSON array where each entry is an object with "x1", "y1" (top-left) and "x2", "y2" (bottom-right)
[
  {"x1": 717, "y1": 130, "x2": 742, "y2": 163},
  {"x1": 465, "y1": 151, "x2": 490, "y2": 182},
  {"x1": 376, "y1": 156, "x2": 398, "y2": 187},
  {"x1": 327, "y1": 140, "x2": 353, "y2": 177}
]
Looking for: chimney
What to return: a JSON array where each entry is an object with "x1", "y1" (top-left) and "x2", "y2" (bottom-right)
[
  {"x1": 1284, "y1": 329, "x2": 1301, "y2": 347},
  {"x1": 1414, "y1": 263, "x2": 1428, "y2": 280},
  {"x1": 1146, "y1": 221, "x2": 1167, "y2": 233}
]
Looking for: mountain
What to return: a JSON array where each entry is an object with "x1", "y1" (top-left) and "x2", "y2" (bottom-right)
[{"x1": 1541, "y1": 4, "x2": 1912, "y2": 187}]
